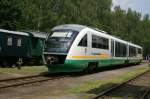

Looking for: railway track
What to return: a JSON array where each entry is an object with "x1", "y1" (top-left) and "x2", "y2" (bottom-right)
[
  {"x1": 93, "y1": 69, "x2": 150, "y2": 99},
  {"x1": 141, "y1": 88, "x2": 150, "y2": 99},
  {"x1": 0, "y1": 73, "x2": 65, "y2": 89}
]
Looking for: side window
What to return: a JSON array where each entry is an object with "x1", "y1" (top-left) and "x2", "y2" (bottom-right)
[
  {"x1": 129, "y1": 46, "x2": 136, "y2": 57},
  {"x1": 92, "y1": 35, "x2": 97, "y2": 48},
  {"x1": 115, "y1": 42, "x2": 127, "y2": 57},
  {"x1": 92, "y1": 35, "x2": 109, "y2": 49},
  {"x1": 115, "y1": 42, "x2": 120, "y2": 57},
  {"x1": 7, "y1": 36, "x2": 12, "y2": 46},
  {"x1": 78, "y1": 34, "x2": 87, "y2": 47},
  {"x1": 138, "y1": 48, "x2": 142, "y2": 54},
  {"x1": 103, "y1": 38, "x2": 109, "y2": 49},
  {"x1": 17, "y1": 38, "x2": 22, "y2": 47}
]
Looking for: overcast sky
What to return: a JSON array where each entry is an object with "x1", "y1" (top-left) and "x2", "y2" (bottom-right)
[{"x1": 112, "y1": 0, "x2": 150, "y2": 16}]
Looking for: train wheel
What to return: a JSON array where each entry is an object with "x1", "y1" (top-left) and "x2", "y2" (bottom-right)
[
  {"x1": 84, "y1": 62, "x2": 98, "y2": 73},
  {"x1": 16, "y1": 58, "x2": 23, "y2": 69}
]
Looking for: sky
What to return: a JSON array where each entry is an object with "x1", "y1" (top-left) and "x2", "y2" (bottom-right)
[{"x1": 112, "y1": 0, "x2": 150, "y2": 16}]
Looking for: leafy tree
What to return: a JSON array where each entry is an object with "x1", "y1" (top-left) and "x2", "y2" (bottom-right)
[{"x1": 0, "y1": 0, "x2": 23, "y2": 30}]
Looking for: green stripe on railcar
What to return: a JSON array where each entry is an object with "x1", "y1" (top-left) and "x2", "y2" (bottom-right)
[{"x1": 47, "y1": 58, "x2": 128, "y2": 72}]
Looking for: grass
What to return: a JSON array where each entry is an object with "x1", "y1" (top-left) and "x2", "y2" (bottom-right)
[
  {"x1": 67, "y1": 65, "x2": 150, "y2": 99},
  {"x1": 0, "y1": 66, "x2": 48, "y2": 75}
]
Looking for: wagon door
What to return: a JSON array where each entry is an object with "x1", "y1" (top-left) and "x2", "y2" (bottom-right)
[
  {"x1": 0, "y1": 37, "x2": 3, "y2": 55},
  {"x1": 30, "y1": 37, "x2": 43, "y2": 57}
]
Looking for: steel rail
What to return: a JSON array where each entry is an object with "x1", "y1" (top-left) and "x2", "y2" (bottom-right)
[
  {"x1": 0, "y1": 73, "x2": 64, "y2": 89},
  {"x1": 0, "y1": 76, "x2": 63, "y2": 89},
  {"x1": 93, "y1": 69, "x2": 150, "y2": 99},
  {"x1": 141, "y1": 88, "x2": 150, "y2": 99},
  {"x1": 0, "y1": 74, "x2": 43, "y2": 82}
]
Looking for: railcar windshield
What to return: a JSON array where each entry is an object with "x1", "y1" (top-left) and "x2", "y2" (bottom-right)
[{"x1": 45, "y1": 30, "x2": 78, "y2": 53}]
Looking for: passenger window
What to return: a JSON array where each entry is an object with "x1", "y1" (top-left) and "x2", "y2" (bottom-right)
[
  {"x1": 92, "y1": 35, "x2": 109, "y2": 49},
  {"x1": 138, "y1": 48, "x2": 142, "y2": 54},
  {"x1": 7, "y1": 36, "x2": 12, "y2": 46},
  {"x1": 115, "y1": 42, "x2": 127, "y2": 57},
  {"x1": 92, "y1": 35, "x2": 97, "y2": 48},
  {"x1": 78, "y1": 34, "x2": 87, "y2": 47},
  {"x1": 129, "y1": 46, "x2": 136, "y2": 57},
  {"x1": 17, "y1": 38, "x2": 22, "y2": 47}
]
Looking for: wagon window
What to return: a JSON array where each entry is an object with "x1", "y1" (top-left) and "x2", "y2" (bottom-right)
[
  {"x1": 7, "y1": 36, "x2": 12, "y2": 46},
  {"x1": 78, "y1": 34, "x2": 87, "y2": 47},
  {"x1": 17, "y1": 38, "x2": 22, "y2": 47},
  {"x1": 32, "y1": 38, "x2": 38, "y2": 48}
]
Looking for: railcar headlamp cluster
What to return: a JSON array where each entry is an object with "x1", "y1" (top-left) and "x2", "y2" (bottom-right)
[{"x1": 46, "y1": 56, "x2": 58, "y2": 65}]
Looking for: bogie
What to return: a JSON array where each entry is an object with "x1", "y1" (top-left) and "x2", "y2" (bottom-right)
[{"x1": 84, "y1": 62, "x2": 98, "y2": 73}]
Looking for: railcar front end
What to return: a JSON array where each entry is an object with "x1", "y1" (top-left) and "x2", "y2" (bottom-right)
[{"x1": 44, "y1": 28, "x2": 84, "y2": 72}]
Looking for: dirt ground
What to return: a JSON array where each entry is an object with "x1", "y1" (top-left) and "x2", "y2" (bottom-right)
[
  {"x1": 0, "y1": 64, "x2": 149, "y2": 99},
  {"x1": 0, "y1": 72, "x2": 24, "y2": 80}
]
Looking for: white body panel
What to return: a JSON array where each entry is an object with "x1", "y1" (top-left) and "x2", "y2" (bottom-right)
[
  {"x1": 66, "y1": 26, "x2": 142, "y2": 61},
  {"x1": 0, "y1": 29, "x2": 29, "y2": 36}
]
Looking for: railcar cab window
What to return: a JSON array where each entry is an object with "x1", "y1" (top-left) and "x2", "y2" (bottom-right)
[
  {"x1": 78, "y1": 34, "x2": 87, "y2": 47},
  {"x1": 92, "y1": 35, "x2": 109, "y2": 49},
  {"x1": 45, "y1": 30, "x2": 78, "y2": 53},
  {"x1": 7, "y1": 36, "x2": 12, "y2": 46}
]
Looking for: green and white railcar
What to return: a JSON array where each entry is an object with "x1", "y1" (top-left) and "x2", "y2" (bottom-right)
[{"x1": 44, "y1": 24, "x2": 142, "y2": 72}]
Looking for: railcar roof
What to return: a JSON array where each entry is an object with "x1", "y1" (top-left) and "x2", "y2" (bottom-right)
[
  {"x1": 87, "y1": 26, "x2": 142, "y2": 48},
  {"x1": 52, "y1": 24, "x2": 87, "y2": 32},
  {"x1": 128, "y1": 42, "x2": 142, "y2": 48},
  {"x1": 0, "y1": 29, "x2": 29, "y2": 36},
  {"x1": 52, "y1": 24, "x2": 142, "y2": 48},
  {"x1": 25, "y1": 31, "x2": 47, "y2": 39},
  {"x1": 88, "y1": 27, "x2": 128, "y2": 44}
]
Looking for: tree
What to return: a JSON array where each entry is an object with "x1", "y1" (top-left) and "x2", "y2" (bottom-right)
[{"x1": 0, "y1": 0, "x2": 23, "y2": 30}]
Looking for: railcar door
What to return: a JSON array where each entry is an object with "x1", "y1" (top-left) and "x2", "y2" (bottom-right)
[
  {"x1": 86, "y1": 33, "x2": 91, "y2": 55},
  {"x1": 71, "y1": 33, "x2": 91, "y2": 57},
  {"x1": 77, "y1": 34, "x2": 90, "y2": 55},
  {"x1": 111, "y1": 40, "x2": 114, "y2": 57},
  {"x1": 111, "y1": 39, "x2": 115, "y2": 65}
]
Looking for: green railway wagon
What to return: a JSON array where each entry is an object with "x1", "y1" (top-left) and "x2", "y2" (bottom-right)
[
  {"x1": 22, "y1": 31, "x2": 47, "y2": 65},
  {"x1": 0, "y1": 29, "x2": 46, "y2": 66}
]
